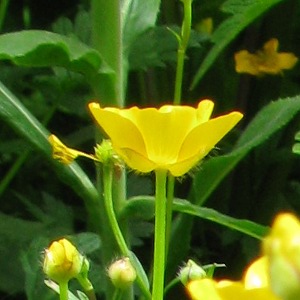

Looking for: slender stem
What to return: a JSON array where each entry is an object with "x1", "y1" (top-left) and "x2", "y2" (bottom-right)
[
  {"x1": 152, "y1": 169, "x2": 168, "y2": 300},
  {"x1": 59, "y1": 282, "x2": 68, "y2": 300},
  {"x1": 102, "y1": 164, "x2": 151, "y2": 299},
  {"x1": 165, "y1": 174, "x2": 175, "y2": 259},
  {"x1": 173, "y1": 48, "x2": 185, "y2": 105},
  {"x1": 102, "y1": 165, "x2": 129, "y2": 255},
  {"x1": 173, "y1": 0, "x2": 192, "y2": 105}
]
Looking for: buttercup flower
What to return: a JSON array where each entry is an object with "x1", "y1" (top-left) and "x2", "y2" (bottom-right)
[
  {"x1": 187, "y1": 256, "x2": 279, "y2": 300},
  {"x1": 263, "y1": 213, "x2": 300, "y2": 300},
  {"x1": 43, "y1": 238, "x2": 83, "y2": 283},
  {"x1": 235, "y1": 38, "x2": 298, "y2": 76},
  {"x1": 88, "y1": 100, "x2": 243, "y2": 176}
]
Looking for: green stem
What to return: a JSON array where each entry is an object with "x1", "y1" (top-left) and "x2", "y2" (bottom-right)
[
  {"x1": 173, "y1": 48, "x2": 185, "y2": 105},
  {"x1": 112, "y1": 288, "x2": 123, "y2": 300},
  {"x1": 173, "y1": 0, "x2": 192, "y2": 105},
  {"x1": 91, "y1": 0, "x2": 124, "y2": 106},
  {"x1": 152, "y1": 169, "x2": 168, "y2": 300},
  {"x1": 0, "y1": 0, "x2": 9, "y2": 32},
  {"x1": 165, "y1": 174, "x2": 175, "y2": 259},
  {"x1": 59, "y1": 281, "x2": 68, "y2": 300},
  {"x1": 102, "y1": 164, "x2": 151, "y2": 299}
]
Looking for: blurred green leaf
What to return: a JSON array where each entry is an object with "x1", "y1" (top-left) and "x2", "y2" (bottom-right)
[
  {"x1": 0, "y1": 81, "x2": 101, "y2": 228},
  {"x1": 190, "y1": 0, "x2": 283, "y2": 88},
  {"x1": 0, "y1": 30, "x2": 112, "y2": 77},
  {"x1": 129, "y1": 26, "x2": 208, "y2": 70},
  {"x1": 0, "y1": 213, "x2": 44, "y2": 294},
  {"x1": 122, "y1": 0, "x2": 161, "y2": 53},
  {"x1": 21, "y1": 238, "x2": 55, "y2": 300}
]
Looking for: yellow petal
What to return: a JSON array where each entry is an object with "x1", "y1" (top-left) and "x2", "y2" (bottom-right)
[
  {"x1": 187, "y1": 279, "x2": 223, "y2": 300},
  {"x1": 88, "y1": 103, "x2": 147, "y2": 158},
  {"x1": 244, "y1": 256, "x2": 270, "y2": 289},
  {"x1": 234, "y1": 50, "x2": 260, "y2": 75},
  {"x1": 125, "y1": 105, "x2": 203, "y2": 164},
  {"x1": 178, "y1": 112, "x2": 243, "y2": 165},
  {"x1": 277, "y1": 53, "x2": 298, "y2": 70},
  {"x1": 263, "y1": 38, "x2": 279, "y2": 54},
  {"x1": 196, "y1": 99, "x2": 214, "y2": 123}
]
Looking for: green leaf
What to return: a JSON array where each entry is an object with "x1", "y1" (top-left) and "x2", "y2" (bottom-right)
[
  {"x1": 0, "y1": 81, "x2": 102, "y2": 229},
  {"x1": 173, "y1": 198, "x2": 268, "y2": 239},
  {"x1": 0, "y1": 30, "x2": 112, "y2": 77},
  {"x1": 122, "y1": 0, "x2": 161, "y2": 53},
  {"x1": 190, "y1": 0, "x2": 283, "y2": 88},
  {"x1": 122, "y1": 196, "x2": 267, "y2": 239}
]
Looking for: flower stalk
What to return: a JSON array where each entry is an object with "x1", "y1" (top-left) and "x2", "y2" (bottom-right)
[
  {"x1": 174, "y1": 0, "x2": 192, "y2": 105},
  {"x1": 152, "y1": 169, "x2": 168, "y2": 300},
  {"x1": 102, "y1": 163, "x2": 151, "y2": 299},
  {"x1": 58, "y1": 282, "x2": 68, "y2": 300}
]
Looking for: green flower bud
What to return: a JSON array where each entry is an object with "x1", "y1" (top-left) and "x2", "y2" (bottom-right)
[
  {"x1": 178, "y1": 259, "x2": 206, "y2": 286},
  {"x1": 94, "y1": 140, "x2": 120, "y2": 165},
  {"x1": 108, "y1": 257, "x2": 136, "y2": 289},
  {"x1": 43, "y1": 238, "x2": 83, "y2": 283}
]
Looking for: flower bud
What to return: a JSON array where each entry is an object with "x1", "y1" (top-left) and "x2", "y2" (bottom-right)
[
  {"x1": 43, "y1": 238, "x2": 83, "y2": 283},
  {"x1": 263, "y1": 213, "x2": 300, "y2": 300},
  {"x1": 95, "y1": 139, "x2": 120, "y2": 165},
  {"x1": 178, "y1": 259, "x2": 206, "y2": 286},
  {"x1": 107, "y1": 257, "x2": 136, "y2": 289}
]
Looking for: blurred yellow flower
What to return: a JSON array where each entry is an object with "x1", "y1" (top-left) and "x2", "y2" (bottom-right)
[
  {"x1": 88, "y1": 100, "x2": 243, "y2": 176},
  {"x1": 187, "y1": 256, "x2": 280, "y2": 300},
  {"x1": 263, "y1": 213, "x2": 300, "y2": 300},
  {"x1": 48, "y1": 134, "x2": 95, "y2": 164},
  {"x1": 43, "y1": 238, "x2": 83, "y2": 283},
  {"x1": 196, "y1": 18, "x2": 213, "y2": 36},
  {"x1": 234, "y1": 38, "x2": 298, "y2": 76}
]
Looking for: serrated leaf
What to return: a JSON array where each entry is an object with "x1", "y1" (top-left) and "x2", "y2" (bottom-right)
[
  {"x1": 0, "y1": 30, "x2": 112, "y2": 77},
  {"x1": 190, "y1": 0, "x2": 283, "y2": 88},
  {"x1": 173, "y1": 198, "x2": 268, "y2": 239},
  {"x1": 122, "y1": 196, "x2": 267, "y2": 239}
]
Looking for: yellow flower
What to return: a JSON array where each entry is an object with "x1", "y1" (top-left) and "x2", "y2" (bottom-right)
[
  {"x1": 43, "y1": 238, "x2": 83, "y2": 283},
  {"x1": 187, "y1": 256, "x2": 280, "y2": 300},
  {"x1": 88, "y1": 100, "x2": 243, "y2": 176},
  {"x1": 263, "y1": 213, "x2": 300, "y2": 300},
  {"x1": 48, "y1": 134, "x2": 96, "y2": 164},
  {"x1": 234, "y1": 38, "x2": 298, "y2": 76}
]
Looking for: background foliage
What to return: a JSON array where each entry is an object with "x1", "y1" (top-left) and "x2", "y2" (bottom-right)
[{"x1": 0, "y1": 0, "x2": 300, "y2": 299}]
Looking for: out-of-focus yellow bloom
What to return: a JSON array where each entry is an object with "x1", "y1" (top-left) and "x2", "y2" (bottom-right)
[
  {"x1": 88, "y1": 100, "x2": 243, "y2": 177},
  {"x1": 48, "y1": 134, "x2": 96, "y2": 164},
  {"x1": 196, "y1": 18, "x2": 213, "y2": 36},
  {"x1": 43, "y1": 238, "x2": 83, "y2": 283},
  {"x1": 234, "y1": 38, "x2": 298, "y2": 76},
  {"x1": 263, "y1": 213, "x2": 300, "y2": 300},
  {"x1": 187, "y1": 256, "x2": 280, "y2": 300}
]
